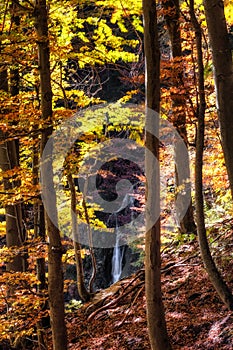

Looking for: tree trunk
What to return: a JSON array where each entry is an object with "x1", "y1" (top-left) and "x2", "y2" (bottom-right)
[
  {"x1": 190, "y1": 0, "x2": 233, "y2": 311},
  {"x1": 203, "y1": 0, "x2": 233, "y2": 199},
  {"x1": 0, "y1": 45, "x2": 26, "y2": 272},
  {"x1": 82, "y1": 197, "x2": 97, "y2": 294},
  {"x1": 33, "y1": 141, "x2": 46, "y2": 291},
  {"x1": 162, "y1": 0, "x2": 196, "y2": 235},
  {"x1": 67, "y1": 173, "x2": 90, "y2": 302},
  {"x1": 0, "y1": 137, "x2": 26, "y2": 272},
  {"x1": 143, "y1": 0, "x2": 172, "y2": 349},
  {"x1": 33, "y1": 138, "x2": 48, "y2": 349},
  {"x1": 34, "y1": 1, "x2": 67, "y2": 349}
]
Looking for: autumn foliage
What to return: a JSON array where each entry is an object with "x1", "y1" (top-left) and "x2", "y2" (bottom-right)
[{"x1": 0, "y1": 0, "x2": 233, "y2": 349}]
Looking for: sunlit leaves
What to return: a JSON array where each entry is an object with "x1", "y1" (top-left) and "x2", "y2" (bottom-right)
[
  {"x1": 0, "y1": 271, "x2": 48, "y2": 346},
  {"x1": 224, "y1": 0, "x2": 233, "y2": 25}
]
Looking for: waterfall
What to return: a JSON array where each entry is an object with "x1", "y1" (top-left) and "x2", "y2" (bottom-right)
[
  {"x1": 111, "y1": 221, "x2": 125, "y2": 283},
  {"x1": 111, "y1": 185, "x2": 135, "y2": 283}
]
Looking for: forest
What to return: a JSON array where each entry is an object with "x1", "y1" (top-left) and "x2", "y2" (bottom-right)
[{"x1": 0, "y1": 0, "x2": 233, "y2": 349}]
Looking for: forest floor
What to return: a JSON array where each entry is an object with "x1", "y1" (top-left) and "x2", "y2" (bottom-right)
[{"x1": 65, "y1": 221, "x2": 233, "y2": 350}]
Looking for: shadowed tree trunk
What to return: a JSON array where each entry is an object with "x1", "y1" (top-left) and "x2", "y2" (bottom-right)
[
  {"x1": 67, "y1": 172, "x2": 91, "y2": 302},
  {"x1": 33, "y1": 139, "x2": 48, "y2": 349},
  {"x1": 0, "y1": 10, "x2": 26, "y2": 271},
  {"x1": 190, "y1": 0, "x2": 233, "y2": 311},
  {"x1": 34, "y1": 1, "x2": 67, "y2": 349},
  {"x1": 162, "y1": 0, "x2": 196, "y2": 235},
  {"x1": 203, "y1": 0, "x2": 233, "y2": 199},
  {"x1": 0, "y1": 132, "x2": 26, "y2": 272},
  {"x1": 143, "y1": 0, "x2": 172, "y2": 349}
]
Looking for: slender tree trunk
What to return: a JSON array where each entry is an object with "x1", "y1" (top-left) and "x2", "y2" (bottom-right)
[
  {"x1": 0, "y1": 65, "x2": 8, "y2": 91},
  {"x1": 82, "y1": 197, "x2": 97, "y2": 294},
  {"x1": 0, "y1": 38, "x2": 26, "y2": 272},
  {"x1": 162, "y1": 0, "x2": 196, "y2": 235},
  {"x1": 67, "y1": 173, "x2": 90, "y2": 302},
  {"x1": 143, "y1": 0, "x2": 172, "y2": 349},
  {"x1": 33, "y1": 142, "x2": 46, "y2": 291},
  {"x1": 34, "y1": 1, "x2": 67, "y2": 349},
  {"x1": 203, "y1": 0, "x2": 233, "y2": 199},
  {"x1": 0, "y1": 136, "x2": 26, "y2": 272},
  {"x1": 9, "y1": 7, "x2": 20, "y2": 97},
  {"x1": 33, "y1": 139, "x2": 48, "y2": 349},
  {"x1": 190, "y1": 0, "x2": 233, "y2": 311}
]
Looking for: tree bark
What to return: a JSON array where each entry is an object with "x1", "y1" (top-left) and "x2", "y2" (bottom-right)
[
  {"x1": 67, "y1": 172, "x2": 90, "y2": 302},
  {"x1": 203, "y1": 0, "x2": 233, "y2": 199},
  {"x1": 143, "y1": 0, "x2": 172, "y2": 349},
  {"x1": 82, "y1": 197, "x2": 97, "y2": 294},
  {"x1": 0, "y1": 136, "x2": 26, "y2": 272},
  {"x1": 33, "y1": 138, "x2": 48, "y2": 349},
  {"x1": 34, "y1": 1, "x2": 67, "y2": 349},
  {"x1": 190, "y1": 0, "x2": 233, "y2": 311},
  {"x1": 162, "y1": 0, "x2": 196, "y2": 235},
  {"x1": 33, "y1": 140, "x2": 46, "y2": 291},
  {"x1": 0, "y1": 35, "x2": 26, "y2": 272}
]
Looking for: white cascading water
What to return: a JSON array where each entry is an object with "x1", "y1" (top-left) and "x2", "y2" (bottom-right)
[
  {"x1": 111, "y1": 185, "x2": 134, "y2": 283},
  {"x1": 111, "y1": 220, "x2": 125, "y2": 283}
]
